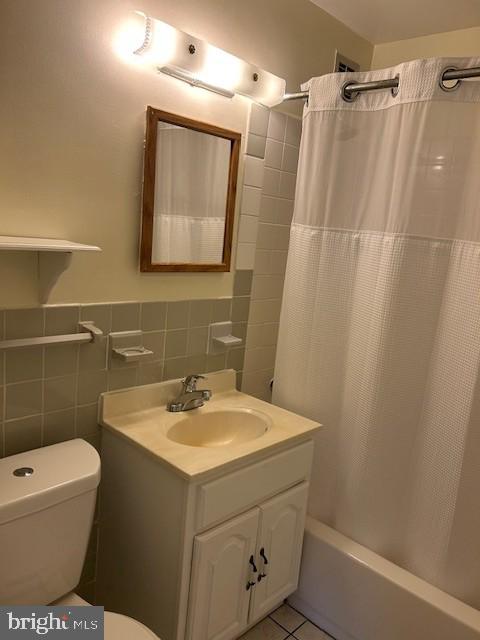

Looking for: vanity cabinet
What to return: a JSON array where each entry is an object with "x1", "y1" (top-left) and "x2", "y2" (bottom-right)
[
  {"x1": 97, "y1": 373, "x2": 318, "y2": 640},
  {"x1": 97, "y1": 432, "x2": 313, "y2": 640},
  {"x1": 188, "y1": 483, "x2": 308, "y2": 640}
]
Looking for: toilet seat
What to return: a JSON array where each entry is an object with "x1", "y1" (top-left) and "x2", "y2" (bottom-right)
[{"x1": 53, "y1": 593, "x2": 160, "y2": 639}]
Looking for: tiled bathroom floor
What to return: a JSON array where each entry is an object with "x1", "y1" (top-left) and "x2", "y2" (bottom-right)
[{"x1": 240, "y1": 603, "x2": 334, "y2": 640}]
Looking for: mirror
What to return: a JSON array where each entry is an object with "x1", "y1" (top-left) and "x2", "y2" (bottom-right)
[{"x1": 140, "y1": 107, "x2": 241, "y2": 272}]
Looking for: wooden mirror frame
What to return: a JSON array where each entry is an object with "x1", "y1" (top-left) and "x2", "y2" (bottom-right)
[{"x1": 140, "y1": 106, "x2": 241, "y2": 272}]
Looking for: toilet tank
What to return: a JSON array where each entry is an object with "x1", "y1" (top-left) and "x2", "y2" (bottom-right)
[{"x1": 0, "y1": 439, "x2": 100, "y2": 605}]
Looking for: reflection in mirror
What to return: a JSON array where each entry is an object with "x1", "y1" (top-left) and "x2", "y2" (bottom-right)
[
  {"x1": 140, "y1": 107, "x2": 241, "y2": 272},
  {"x1": 153, "y1": 123, "x2": 230, "y2": 264}
]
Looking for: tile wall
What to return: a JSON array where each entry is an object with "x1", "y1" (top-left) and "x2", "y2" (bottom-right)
[
  {"x1": 237, "y1": 104, "x2": 302, "y2": 401},
  {"x1": 0, "y1": 277, "x2": 252, "y2": 459}
]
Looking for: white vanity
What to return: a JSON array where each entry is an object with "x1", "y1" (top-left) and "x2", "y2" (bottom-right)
[{"x1": 97, "y1": 370, "x2": 319, "y2": 640}]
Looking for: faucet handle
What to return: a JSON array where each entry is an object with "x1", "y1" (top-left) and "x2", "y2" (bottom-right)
[{"x1": 183, "y1": 374, "x2": 207, "y2": 392}]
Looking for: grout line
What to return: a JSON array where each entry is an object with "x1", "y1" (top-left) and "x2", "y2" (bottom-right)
[{"x1": 268, "y1": 617, "x2": 292, "y2": 637}]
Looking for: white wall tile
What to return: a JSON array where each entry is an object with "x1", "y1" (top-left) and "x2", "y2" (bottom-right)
[
  {"x1": 238, "y1": 214, "x2": 259, "y2": 243},
  {"x1": 254, "y1": 249, "x2": 271, "y2": 274},
  {"x1": 244, "y1": 345, "x2": 276, "y2": 371},
  {"x1": 249, "y1": 104, "x2": 270, "y2": 137},
  {"x1": 242, "y1": 370, "x2": 272, "y2": 400},
  {"x1": 241, "y1": 186, "x2": 262, "y2": 216},
  {"x1": 241, "y1": 110, "x2": 300, "y2": 401},
  {"x1": 259, "y1": 196, "x2": 277, "y2": 223},
  {"x1": 285, "y1": 115, "x2": 302, "y2": 147},
  {"x1": 236, "y1": 242, "x2": 256, "y2": 269},
  {"x1": 270, "y1": 251, "x2": 288, "y2": 274},
  {"x1": 251, "y1": 275, "x2": 285, "y2": 300},
  {"x1": 246, "y1": 322, "x2": 279, "y2": 348},
  {"x1": 248, "y1": 299, "x2": 282, "y2": 324},
  {"x1": 263, "y1": 168, "x2": 281, "y2": 197},
  {"x1": 279, "y1": 171, "x2": 297, "y2": 199},
  {"x1": 244, "y1": 156, "x2": 265, "y2": 188},
  {"x1": 256, "y1": 223, "x2": 290, "y2": 250},
  {"x1": 245, "y1": 323, "x2": 264, "y2": 348},
  {"x1": 282, "y1": 144, "x2": 300, "y2": 173},
  {"x1": 268, "y1": 111, "x2": 287, "y2": 142},
  {"x1": 264, "y1": 139, "x2": 283, "y2": 169},
  {"x1": 273, "y1": 224, "x2": 291, "y2": 250},
  {"x1": 261, "y1": 322, "x2": 280, "y2": 346},
  {"x1": 247, "y1": 133, "x2": 266, "y2": 159},
  {"x1": 276, "y1": 198, "x2": 294, "y2": 225},
  {"x1": 256, "y1": 223, "x2": 274, "y2": 250}
]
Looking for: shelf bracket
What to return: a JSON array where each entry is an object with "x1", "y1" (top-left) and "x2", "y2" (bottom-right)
[{"x1": 38, "y1": 251, "x2": 73, "y2": 304}]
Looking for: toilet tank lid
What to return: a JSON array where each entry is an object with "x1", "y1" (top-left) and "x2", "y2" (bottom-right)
[{"x1": 0, "y1": 439, "x2": 100, "y2": 525}]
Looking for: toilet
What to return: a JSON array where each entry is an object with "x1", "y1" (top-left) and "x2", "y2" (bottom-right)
[{"x1": 0, "y1": 438, "x2": 159, "y2": 639}]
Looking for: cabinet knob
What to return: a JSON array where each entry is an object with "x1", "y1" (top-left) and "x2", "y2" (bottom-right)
[
  {"x1": 258, "y1": 572, "x2": 267, "y2": 582},
  {"x1": 249, "y1": 555, "x2": 258, "y2": 573},
  {"x1": 246, "y1": 581, "x2": 256, "y2": 591}
]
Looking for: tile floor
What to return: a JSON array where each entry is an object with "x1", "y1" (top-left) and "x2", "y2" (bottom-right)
[{"x1": 240, "y1": 603, "x2": 334, "y2": 640}]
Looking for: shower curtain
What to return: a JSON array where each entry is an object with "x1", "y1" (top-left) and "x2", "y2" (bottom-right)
[{"x1": 273, "y1": 57, "x2": 480, "y2": 608}]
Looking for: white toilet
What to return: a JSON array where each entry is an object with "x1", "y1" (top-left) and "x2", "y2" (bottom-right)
[{"x1": 0, "y1": 438, "x2": 159, "y2": 640}]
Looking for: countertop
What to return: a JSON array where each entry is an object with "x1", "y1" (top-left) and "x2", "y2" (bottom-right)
[{"x1": 100, "y1": 369, "x2": 320, "y2": 480}]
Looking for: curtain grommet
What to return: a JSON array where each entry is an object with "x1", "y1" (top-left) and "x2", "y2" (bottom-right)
[
  {"x1": 341, "y1": 81, "x2": 359, "y2": 103},
  {"x1": 439, "y1": 67, "x2": 462, "y2": 92},
  {"x1": 391, "y1": 74, "x2": 400, "y2": 97}
]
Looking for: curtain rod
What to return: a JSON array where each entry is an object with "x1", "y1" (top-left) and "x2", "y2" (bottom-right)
[{"x1": 283, "y1": 65, "x2": 480, "y2": 103}]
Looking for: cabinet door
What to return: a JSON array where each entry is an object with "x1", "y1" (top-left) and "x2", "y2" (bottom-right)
[
  {"x1": 250, "y1": 482, "x2": 309, "y2": 623},
  {"x1": 187, "y1": 508, "x2": 259, "y2": 640}
]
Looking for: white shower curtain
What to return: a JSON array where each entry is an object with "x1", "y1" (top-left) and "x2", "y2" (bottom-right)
[{"x1": 273, "y1": 57, "x2": 480, "y2": 608}]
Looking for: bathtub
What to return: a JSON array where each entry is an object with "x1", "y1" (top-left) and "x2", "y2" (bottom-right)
[{"x1": 289, "y1": 516, "x2": 480, "y2": 640}]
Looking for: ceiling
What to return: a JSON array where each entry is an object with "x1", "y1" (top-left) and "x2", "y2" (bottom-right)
[{"x1": 309, "y1": 0, "x2": 480, "y2": 44}]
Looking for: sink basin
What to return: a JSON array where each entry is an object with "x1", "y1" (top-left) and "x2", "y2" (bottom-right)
[{"x1": 166, "y1": 408, "x2": 271, "y2": 448}]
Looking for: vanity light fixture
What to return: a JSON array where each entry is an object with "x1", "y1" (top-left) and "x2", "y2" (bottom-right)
[
  {"x1": 158, "y1": 65, "x2": 235, "y2": 99},
  {"x1": 115, "y1": 12, "x2": 286, "y2": 106}
]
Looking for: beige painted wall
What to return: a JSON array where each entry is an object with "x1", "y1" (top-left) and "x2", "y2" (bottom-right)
[
  {"x1": 372, "y1": 26, "x2": 480, "y2": 69},
  {"x1": 0, "y1": 0, "x2": 372, "y2": 308}
]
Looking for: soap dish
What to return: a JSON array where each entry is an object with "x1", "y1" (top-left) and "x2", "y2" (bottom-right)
[
  {"x1": 112, "y1": 346, "x2": 154, "y2": 363},
  {"x1": 208, "y1": 321, "x2": 243, "y2": 354}
]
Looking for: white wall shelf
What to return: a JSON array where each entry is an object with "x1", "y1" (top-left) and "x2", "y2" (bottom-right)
[
  {"x1": 0, "y1": 235, "x2": 100, "y2": 252},
  {"x1": 0, "y1": 235, "x2": 101, "y2": 303}
]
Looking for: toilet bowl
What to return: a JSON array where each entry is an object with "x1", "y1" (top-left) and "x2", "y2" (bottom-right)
[
  {"x1": 0, "y1": 439, "x2": 160, "y2": 640},
  {"x1": 55, "y1": 593, "x2": 159, "y2": 639}
]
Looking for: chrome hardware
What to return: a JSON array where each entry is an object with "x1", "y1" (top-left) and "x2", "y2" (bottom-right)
[
  {"x1": 439, "y1": 66, "x2": 462, "y2": 92},
  {"x1": 166, "y1": 374, "x2": 212, "y2": 412},
  {"x1": 391, "y1": 74, "x2": 400, "y2": 97},
  {"x1": 260, "y1": 548, "x2": 269, "y2": 564},
  {"x1": 246, "y1": 581, "x2": 256, "y2": 591},
  {"x1": 249, "y1": 555, "x2": 258, "y2": 573},
  {"x1": 183, "y1": 374, "x2": 206, "y2": 392},
  {"x1": 13, "y1": 467, "x2": 34, "y2": 477},
  {"x1": 341, "y1": 80, "x2": 359, "y2": 102},
  {"x1": 284, "y1": 65, "x2": 480, "y2": 103}
]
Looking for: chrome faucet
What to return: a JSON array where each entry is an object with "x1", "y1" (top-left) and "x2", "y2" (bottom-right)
[{"x1": 167, "y1": 374, "x2": 212, "y2": 412}]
